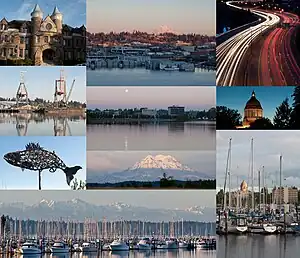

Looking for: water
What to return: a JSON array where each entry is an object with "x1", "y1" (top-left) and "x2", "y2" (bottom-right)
[
  {"x1": 87, "y1": 122, "x2": 216, "y2": 151},
  {"x1": 3, "y1": 250, "x2": 216, "y2": 258},
  {"x1": 87, "y1": 68, "x2": 216, "y2": 86},
  {"x1": 218, "y1": 235, "x2": 299, "y2": 258},
  {"x1": 0, "y1": 113, "x2": 86, "y2": 136}
]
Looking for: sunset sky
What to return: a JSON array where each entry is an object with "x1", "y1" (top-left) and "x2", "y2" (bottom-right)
[{"x1": 87, "y1": 0, "x2": 215, "y2": 35}]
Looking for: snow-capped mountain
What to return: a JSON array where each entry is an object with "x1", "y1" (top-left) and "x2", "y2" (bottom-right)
[
  {"x1": 89, "y1": 154, "x2": 213, "y2": 184},
  {"x1": 0, "y1": 199, "x2": 214, "y2": 222}
]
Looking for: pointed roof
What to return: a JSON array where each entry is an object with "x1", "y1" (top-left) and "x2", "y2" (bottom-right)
[
  {"x1": 32, "y1": 4, "x2": 42, "y2": 13},
  {"x1": 31, "y1": 4, "x2": 43, "y2": 17},
  {"x1": 52, "y1": 6, "x2": 61, "y2": 15}
]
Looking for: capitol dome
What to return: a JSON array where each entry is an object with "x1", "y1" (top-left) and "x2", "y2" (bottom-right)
[
  {"x1": 240, "y1": 180, "x2": 248, "y2": 193},
  {"x1": 242, "y1": 91, "x2": 263, "y2": 127},
  {"x1": 245, "y1": 91, "x2": 262, "y2": 110}
]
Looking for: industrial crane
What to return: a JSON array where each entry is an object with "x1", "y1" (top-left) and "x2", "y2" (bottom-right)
[{"x1": 66, "y1": 79, "x2": 76, "y2": 104}]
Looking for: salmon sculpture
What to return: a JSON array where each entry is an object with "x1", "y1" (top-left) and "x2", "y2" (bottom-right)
[{"x1": 3, "y1": 143, "x2": 82, "y2": 187}]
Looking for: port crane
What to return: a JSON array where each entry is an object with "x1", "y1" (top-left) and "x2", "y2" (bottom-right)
[
  {"x1": 54, "y1": 69, "x2": 76, "y2": 107},
  {"x1": 16, "y1": 71, "x2": 29, "y2": 107}
]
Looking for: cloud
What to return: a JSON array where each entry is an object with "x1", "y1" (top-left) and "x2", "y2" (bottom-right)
[
  {"x1": 11, "y1": 1, "x2": 33, "y2": 20},
  {"x1": 217, "y1": 131, "x2": 300, "y2": 188}
]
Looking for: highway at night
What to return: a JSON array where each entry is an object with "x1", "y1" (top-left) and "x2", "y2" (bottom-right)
[{"x1": 217, "y1": 1, "x2": 300, "y2": 86}]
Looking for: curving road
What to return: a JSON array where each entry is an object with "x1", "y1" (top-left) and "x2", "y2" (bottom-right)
[
  {"x1": 217, "y1": 2, "x2": 281, "y2": 86},
  {"x1": 257, "y1": 12, "x2": 300, "y2": 86},
  {"x1": 217, "y1": 2, "x2": 300, "y2": 86}
]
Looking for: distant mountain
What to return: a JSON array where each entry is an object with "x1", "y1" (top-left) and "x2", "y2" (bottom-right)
[
  {"x1": 0, "y1": 199, "x2": 215, "y2": 222},
  {"x1": 89, "y1": 154, "x2": 213, "y2": 184}
]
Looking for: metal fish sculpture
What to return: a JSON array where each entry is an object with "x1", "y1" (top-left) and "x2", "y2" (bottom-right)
[{"x1": 3, "y1": 143, "x2": 82, "y2": 186}]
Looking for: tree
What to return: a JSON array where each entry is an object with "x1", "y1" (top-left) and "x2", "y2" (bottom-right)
[
  {"x1": 71, "y1": 178, "x2": 86, "y2": 190},
  {"x1": 273, "y1": 98, "x2": 292, "y2": 129},
  {"x1": 290, "y1": 86, "x2": 300, "y2": 129},
  {"x1": 249, "y1": 117, "x2": 274, "y2": 129},
  {"x1": 160, "y1": 173, "x2": 176, "y2": 187},
  {"x1": 216, "y1": 106, "x2": 242, "y2": 129}
]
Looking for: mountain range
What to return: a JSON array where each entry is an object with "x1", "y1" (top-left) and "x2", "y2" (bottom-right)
[
  {"x1": 88, "y1": 154, "x2": 214, "y2": 184},
  {"x1": 0, "y1": 199, "x2": 215, "y2": 222}
]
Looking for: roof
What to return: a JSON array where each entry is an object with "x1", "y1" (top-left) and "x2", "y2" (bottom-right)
[
  {"x1": 52, "y1": 6, "x2": 61, "y2": 15},
  {"x1": 245, "y1": 91, "x2": 262, "y2": 110}
]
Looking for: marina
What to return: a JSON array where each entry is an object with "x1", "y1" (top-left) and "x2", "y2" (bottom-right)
[{"x1": 217, "y1": 136, "x2": 300, "y2": 235}]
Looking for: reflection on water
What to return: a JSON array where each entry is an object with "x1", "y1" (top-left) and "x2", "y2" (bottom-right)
[
  {"x1": 0, "y1": 113, "x2": 86, "y2": 136},
  {"x1": 87, "y1": 68, "x2": 216, "y2": 86},
  {"x1": 12, "y1": 250, "x2": 216, "y2": 258},
  {"x1": 87, "y1": 122, "x2": 216, "y2": 151},
  {"x1": 217, "y1": 235, "x2": 296, "y2": 258}
]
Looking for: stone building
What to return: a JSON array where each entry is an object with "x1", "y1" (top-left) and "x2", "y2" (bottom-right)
[{"x1": 0, "y1": 4, "x2": 86, "y2": 65}]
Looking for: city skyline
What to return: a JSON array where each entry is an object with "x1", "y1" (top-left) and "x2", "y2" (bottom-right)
[
  {"x1": 1, "y1": 0, "x2": 86, "y2": 28},
  {"x1": 0, "y1": 67, "x2": 86, "y2": 103},
  {"x1": 217, "y1": 131, "x2": 300, "y2": 189},
  {"x1": 87, "y1": 87, "x2": 215, "y2": 110},
  {"x1": 87, "y1": 0, "x2": 215, "y2": 35},
  {"x1": 0, "y1": 190, "x2": 215, "y2": 210},
  {"x1": 0, "y1": 137, "x2": 86, "y2": 190},
  {"x1": 217, "y1": 87, "x2": 294, "y2": 119}
]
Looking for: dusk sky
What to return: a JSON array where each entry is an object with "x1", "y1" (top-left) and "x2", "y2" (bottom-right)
[
  {"x1": 0, "y1": 190, "x2": 215, "y2": 210},
  {"x1": 87, "y1": 150, "x2": 215, "y2": 181},
  {"x1": 0, "y1": 67, "x2": 86, "y2": 103},
  {"x1": 217, "y1": 131, "x2": 300, "y2": 190},
  {"x1": 1, "y1": 0, "x2": 85, "y2": 27},
  {"x1": 87, "y1": 87, "x2": 215, "y2": 110},
  {"x1": 217, "y1": 87, "x2": 294, "y2": 119},
  {"x1": 87, "y1": 0, "x2": 215, "y2": 35},
  {"x1": 0, "y1": 137, "x2": 86, "y2": 190}
]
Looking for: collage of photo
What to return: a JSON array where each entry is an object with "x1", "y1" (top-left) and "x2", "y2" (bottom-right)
[{"x1": 1, "y1": 0, "x2": 300, "y2": 258}]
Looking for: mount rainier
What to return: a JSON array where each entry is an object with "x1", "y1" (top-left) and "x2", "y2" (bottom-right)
[{"x1": 89, "y1": 154, "x2": 213, "y2": 184}]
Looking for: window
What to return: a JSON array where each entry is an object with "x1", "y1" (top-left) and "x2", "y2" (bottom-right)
[
  {"x1": 44, "y1": 36, "x2": 49, "y2": 43},
  {"x1": 20, "y1": 37, "x2": 24, "y2": 44}
]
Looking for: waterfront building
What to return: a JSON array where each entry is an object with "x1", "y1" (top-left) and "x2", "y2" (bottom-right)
[
  {"x1": 168, "y1": 106, "x2": 185, "y2": 117},
  {"x1": 0, "y1": 4, "x2": 86, "y2": 65},
  {"x1": 141, "y1": 108, "x2": 157, "y2": 117},
  {"x1": 272, "y1": 187, "x2": 298, "y2": 205}
]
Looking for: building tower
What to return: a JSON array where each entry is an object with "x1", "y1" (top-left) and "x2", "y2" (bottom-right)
[
  {"x1": 242, "y1": 91, "x2": 263, "y2": 128},
  {"x1": 54, "y1": 69, "x2": 67, "y2": 107},
  {"x1": 30, "y1": 4, "x2": 43, "y2": 60},
  {"x1": 51, "y1": 6, "x2": 63, "y2": 33},
  {"x1": 16, "y1": 72, "x2": 29, "y2": 107}
]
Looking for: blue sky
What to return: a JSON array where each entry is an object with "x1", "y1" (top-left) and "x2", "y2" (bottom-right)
[
  {"x1": 0, "y1": 67, "x2": 86, "y2": 102},
  {"x1": 0, "y1": 136, "x2": 86, "y2": 189},
  {"x1": 87, "y1": 0, "x2": 215, "y2": 35},
  {"x1": 217, "y1": 87, "x2": 294, "y2": 119},
  {"x1": 1, "y1": 0, "x2": 85, "y2": 27}
]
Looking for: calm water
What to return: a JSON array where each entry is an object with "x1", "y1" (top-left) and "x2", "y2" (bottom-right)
[
  {"x1": 87, "y1": 122, "x2": 216, "y2": 151},
  {"x1": 6, "y1": 250, "x2": 216, "y2": 258},
  {"x1": 0, "y1": 113, "x2": 86, "y2": 136},
  {"x1": 218, "y1": 235, "x2": 300, "y2": 258},
  {"x1": 86, "y1": 68, "x2": 216, "y2": 86}
]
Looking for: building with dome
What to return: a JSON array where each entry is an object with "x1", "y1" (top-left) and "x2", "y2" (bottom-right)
[
  {"x1": 236, "y1": 91, "x2": 263, "y2": 129},
  {"x1": 0, "y1": 4, "x2": 86, "y2": 65}
]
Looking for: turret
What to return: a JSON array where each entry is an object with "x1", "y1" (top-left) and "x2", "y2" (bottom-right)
[
  {"x1": 51, "y1": 6, "x2": 63, "y2": 33},
  {"x1": 31, "y1": 4, "x2": 43, "y2": 60}
]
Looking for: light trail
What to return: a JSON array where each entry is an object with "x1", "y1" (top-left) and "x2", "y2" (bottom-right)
[{"x1": 217, "y1": 1, "x2": 280, "y2": 86}]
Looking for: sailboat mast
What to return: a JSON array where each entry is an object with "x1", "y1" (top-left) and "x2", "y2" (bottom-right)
[
  {"x1": 262, "y1": 166, "x2": 265, "y2": 214},
  {"x1": 251, "y1": 138, "x2": 254, "y2": 210},
  {"x1": 279, "y1": 155, "x2": 282, "y2": 211},
  {"x1": 223, "y1": 138, "x2": 232, "y2": 210},
  {"x1": 258, "y1": 170, "x2": 261, "y2": 212}
]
